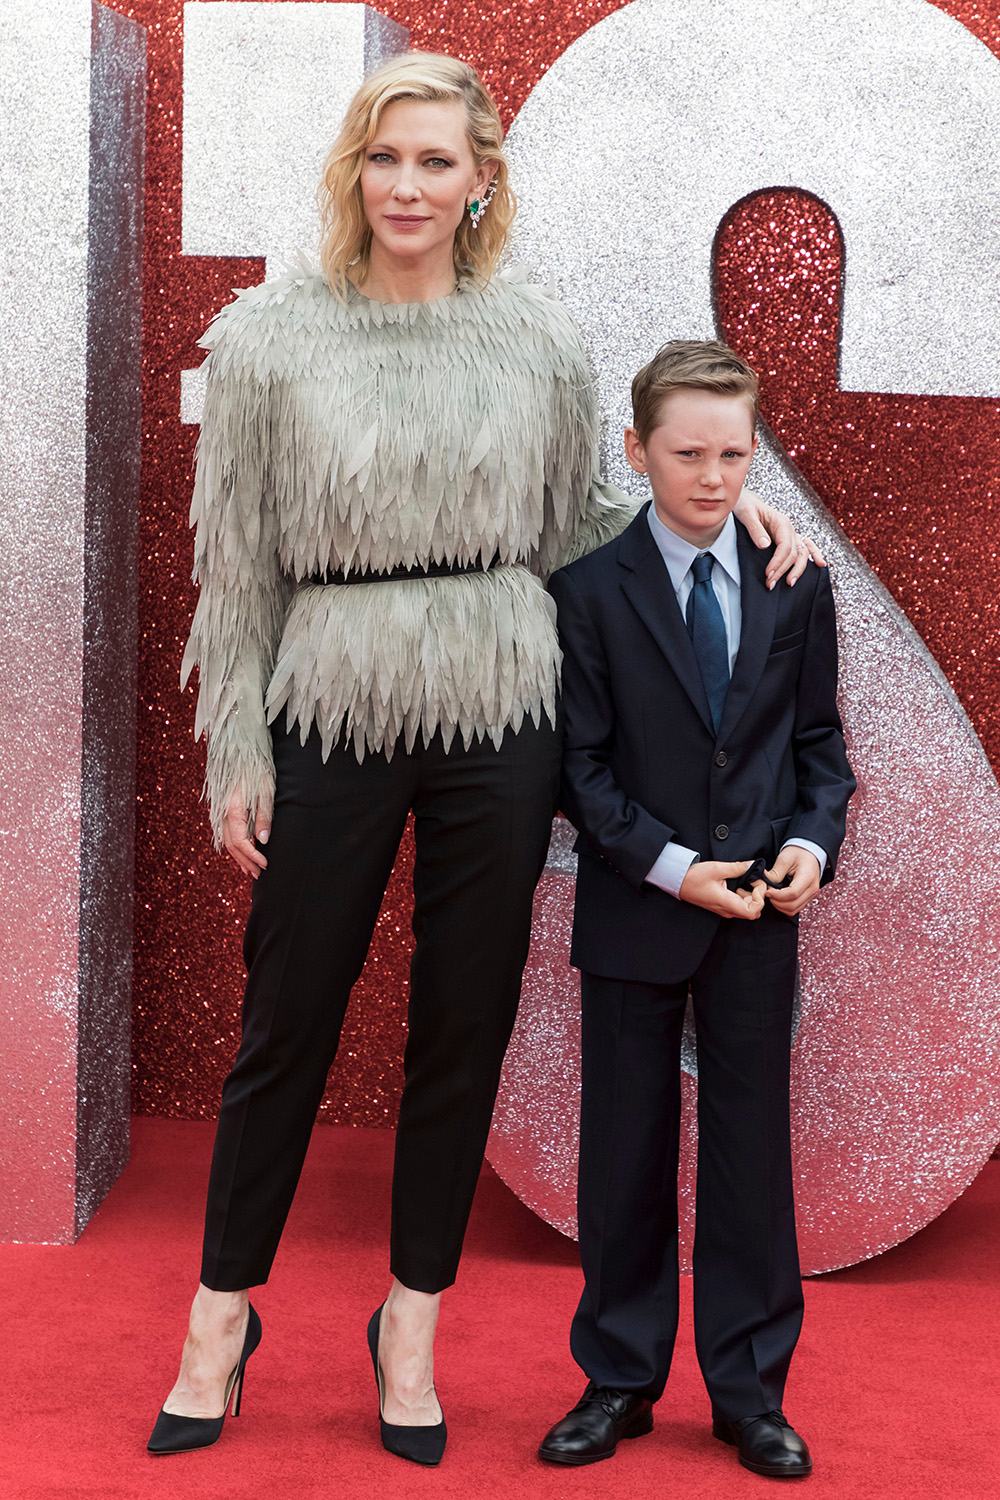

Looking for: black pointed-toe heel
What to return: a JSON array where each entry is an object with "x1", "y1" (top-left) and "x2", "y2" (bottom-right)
[
  {"x1": 147, "y1": 1303, "x2": 262, "y2": 1455},
  {"x1": 366, "y1": 1303, "x2": 447, "y2": 1466}
]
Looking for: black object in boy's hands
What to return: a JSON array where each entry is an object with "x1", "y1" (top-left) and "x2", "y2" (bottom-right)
[{"x1": 725, "y1": 858, "x2": 793, "y2": 894}]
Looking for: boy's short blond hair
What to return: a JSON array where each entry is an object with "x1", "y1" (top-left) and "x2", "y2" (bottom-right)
[{"x1": 631, "y1": 339, "x2": 759, "y2": 445}]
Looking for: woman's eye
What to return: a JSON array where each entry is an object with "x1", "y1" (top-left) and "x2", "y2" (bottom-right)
[
  {"x1": 368, "y1": 151, "x2": 394, "y2": 163},
  {"x1": 425, "y1": 157, "x2": 454, "y2": 169}
]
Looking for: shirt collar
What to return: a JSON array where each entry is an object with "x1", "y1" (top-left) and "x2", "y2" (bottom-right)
[{"x1": 646, "y1": 505, "x2": 740, "y2": 592}]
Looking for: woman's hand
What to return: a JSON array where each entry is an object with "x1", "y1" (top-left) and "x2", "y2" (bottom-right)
[
  {"x1": 221, "y1": 791, "x2": 270, "y2": 879},
  {"x1": 735, "y1": 488, "x2": 826, "y2": 589}
]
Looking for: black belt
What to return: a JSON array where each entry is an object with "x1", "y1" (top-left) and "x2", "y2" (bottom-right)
[{"x1": 307, "y1": 555, "x2": 498, "y2": 586}]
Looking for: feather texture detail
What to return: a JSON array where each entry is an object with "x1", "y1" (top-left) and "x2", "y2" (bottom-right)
[{"x1": 183, "y1": 269, "x2": 638, "y2": 841}]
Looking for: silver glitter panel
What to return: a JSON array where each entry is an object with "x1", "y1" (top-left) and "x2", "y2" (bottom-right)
[
  {"x1": 0, "y1": 0, "x2": 91, "y2": 1246},
  {"x1": 182, "y1": 1, "x2": 408, "y2": 280},
  {"x1": 504, "y1": 0, "x2": 1000, "y2": 399},
  {"x1": 77, "y1": 3, "x2": 145, "y2": 1237},
  {"x1": 487, "y1": 0, "x2": 1000, "y2": 1272},
  {"x1": 0, "y1": 0, "x2": 144, "y2": 1244}
]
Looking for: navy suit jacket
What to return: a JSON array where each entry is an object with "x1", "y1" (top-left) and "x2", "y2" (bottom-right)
[{"x1": 549, "y1": 502, "x2": 856, "y2": 984}]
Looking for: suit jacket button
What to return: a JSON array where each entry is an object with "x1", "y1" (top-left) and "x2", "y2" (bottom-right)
[
  {"x1": 715, "y1": 824, "x2": 730, "y2": 840},
  {"x1": 715, "y1": 751, "x2": 728, "y2": 767}
]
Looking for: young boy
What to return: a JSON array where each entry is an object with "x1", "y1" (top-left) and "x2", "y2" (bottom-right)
[{"x1": 539, "y1": 341, "x2": 855, "y2": 1478}]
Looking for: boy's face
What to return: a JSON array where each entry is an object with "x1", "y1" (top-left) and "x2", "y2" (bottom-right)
[{"x1": 624, "y1": 389, "x2": 758, "y2": 547}]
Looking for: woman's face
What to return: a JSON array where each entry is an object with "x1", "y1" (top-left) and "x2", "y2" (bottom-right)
[{"x1": 359, "y1": 98, "x2": 495, "y2": 267}]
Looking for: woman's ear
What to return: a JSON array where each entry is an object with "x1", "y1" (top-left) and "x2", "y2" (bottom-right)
[
  {"x1": 473, "y1": 157, "x2": 500, "y2": 196},
  {"x1": 623, "y1": 426, "x2": 648, "y2": 475}
]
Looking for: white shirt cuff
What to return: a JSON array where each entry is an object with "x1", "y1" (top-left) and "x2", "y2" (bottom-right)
[
  {"x1": 781, "y1": 838, "x2": 827, "y2": 876},
  {"x1": 645, "y1": 841, "x2": 701, "y2": 898}
]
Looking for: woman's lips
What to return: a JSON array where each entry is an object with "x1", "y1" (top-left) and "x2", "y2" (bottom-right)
[{"x1": 384, "y1": 215, "x2": 430, "y2": 228}]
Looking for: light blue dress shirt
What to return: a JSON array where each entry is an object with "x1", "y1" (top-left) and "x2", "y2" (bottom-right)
[{"x1": 642, "y1": 506, "x2": 827, "y2": 898}]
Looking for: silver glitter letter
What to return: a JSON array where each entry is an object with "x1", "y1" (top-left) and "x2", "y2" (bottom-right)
[
  {"x1": 0, "y1": 1, "x2": 145, "y2": 1242},
  {"x1": 489, "y1": 0, "x2": 1000, "y2": 1271},
  {"x1": 180, "y1": 2, "x2": 407, "y2": 424},
  {"x1": 183, "y1": 2, "x2": 408, "y2": 260}
]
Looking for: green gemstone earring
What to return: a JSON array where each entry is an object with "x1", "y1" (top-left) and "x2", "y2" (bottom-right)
[{"x1": 468, "y1": 179, "x2": 498, "y2": 229}]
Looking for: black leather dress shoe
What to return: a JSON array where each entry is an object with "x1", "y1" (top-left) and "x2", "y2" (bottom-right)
[
  {"x1": 538, "y1": 1383, "x2": 654, "y2": 1465},
  {"x1": 712, "y1": 1410, "x2": 812, "y2": 1477}
]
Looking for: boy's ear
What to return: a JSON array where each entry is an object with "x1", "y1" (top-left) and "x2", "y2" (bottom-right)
[{"x1": 624, "y1": 426, "x2": 647, "y2": 475}]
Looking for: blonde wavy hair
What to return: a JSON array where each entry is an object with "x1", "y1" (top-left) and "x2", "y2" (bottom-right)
[{"x1": 318, "y1": 53, "x2": 515, "y2": 295}]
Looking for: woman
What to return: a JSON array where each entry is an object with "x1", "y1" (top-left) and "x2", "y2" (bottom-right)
[{"x1": 149, "y1": 52, "x2": 815, "y2": 1465}]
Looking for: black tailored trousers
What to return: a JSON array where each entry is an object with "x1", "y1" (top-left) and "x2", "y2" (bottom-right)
[
  {"x1": 201, "y1": 713, "x2": 561, "y2": 1295},
  {"x1": 571, "y1": 905, "x2": 803, "y2": 1421}
]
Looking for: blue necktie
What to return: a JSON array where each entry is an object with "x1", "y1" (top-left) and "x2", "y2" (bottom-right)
[{"x1": 686, "y1": 552, "x2": 730, "y2": 731}]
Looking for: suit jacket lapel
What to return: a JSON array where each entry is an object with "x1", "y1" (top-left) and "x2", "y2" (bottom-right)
[
  {"x1": 717, "y1": 524, "x2": 781, "y2": 742},
  {"x1": 618, "y1": 506, "x2": 716, "y2": 735}
]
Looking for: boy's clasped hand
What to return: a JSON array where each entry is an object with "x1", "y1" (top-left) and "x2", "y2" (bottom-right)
[{"x1": 679, "y1": 846, "x2": 823, "y2": 920}]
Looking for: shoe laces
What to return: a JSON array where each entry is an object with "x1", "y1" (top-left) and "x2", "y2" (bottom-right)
[
  {"x1": 586, "y1": 1386, "x2": 631, "y2": 1418},
  {"x1": 754, "y1": 1410, "x2": 789, "y2": 1429},
  {"x1": 735, "y1": 1408, "x2": 788, "y2": 1433}
]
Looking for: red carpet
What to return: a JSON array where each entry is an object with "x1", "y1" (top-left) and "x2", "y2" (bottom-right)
[{"x1": 3, "y1": 1119, "x2": 998, "y2": 1499}]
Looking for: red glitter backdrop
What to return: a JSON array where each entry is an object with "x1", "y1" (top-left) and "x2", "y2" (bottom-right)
[{"x1": 99, "y1": 0, "x2": 1000, "y2": 1123}]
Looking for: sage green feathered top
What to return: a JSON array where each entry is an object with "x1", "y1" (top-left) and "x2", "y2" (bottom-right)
[{"x1": 181, "y1": 267, "x2": 637, "y2": 843}]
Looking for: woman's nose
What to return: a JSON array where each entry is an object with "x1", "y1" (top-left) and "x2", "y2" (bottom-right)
[{"x1": 391, "y1": 171, "x2": 420, "y2": 201}]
